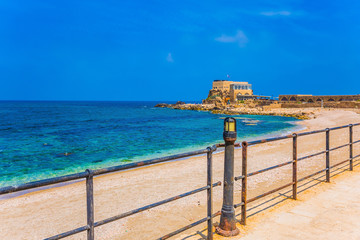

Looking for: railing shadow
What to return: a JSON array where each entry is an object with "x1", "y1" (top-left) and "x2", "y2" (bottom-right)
[{"x1": 235, "y1": 159, "x2": 355, "y2": 221}]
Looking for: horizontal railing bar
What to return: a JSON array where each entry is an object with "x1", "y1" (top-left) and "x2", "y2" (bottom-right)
[
  {"x1": 298, "y1": 156, "x2": 360, "y2": 183},
  {"x1": 298, "y1": 150, "x2": 326, "y2": 161},
  {"x1": 0, "y1": 148, "x2": 212, "y2": 196},
  {"x1": 234, "y1": 142, "x2": 241, "y2": 147},
  {"x1": 234, "y1": 175, "x2": 244, "y2": 181},
  {"x1": 297, "y1": 129, "x2": 326, "y2": 137},
  {"x1": 94, "y1": 182, "x2": 221, "y2": 227},
  {"x1": 236, "y1": 159, "x2": 297, "y2": 181},
  {"x1": 92, "y1": 148, "x2": 210, "y2": 176},
  {"x1": 297, "y1": 123, "x2": 359, "y2": 137},
  {"x1": 353, "y1": 139, "x2": 360, "y2": 145},
  {"x1": 234, "y1": 202, "x2": 244, "y2": 208},
  {"x1": 247, "y1": 160, "x2": 294, "y2": 178},
  {"x1": 329, "y1": 125, "x2": 351, "y2": 131},
  {"x1": 329, "y1": 143, "x2": 350, "y2": 152},
  {"x1": 0, "y1": 171, "x2": 89, "y2": 195},
  {"x1": 298, "y1": 168, "x2": 328, "y2": 182},
  {"x1": 216, "y1": 143, "x2": 225, "y2": 148},
  {"x1": 247, "y1": 134, "x2": 293, "y2": 146},
  {"x1": 216, "y1": 142, "x2": 241, "y2": 148},
  {"x1": 247, "y1": 182, "x2": 294, "y2": 204},
  {"x1": 158, "y1": 211, "x2": 221, "y2": 240},
  {"x1": 44, "y1": 225, "x2": 89, "y2": 240}
]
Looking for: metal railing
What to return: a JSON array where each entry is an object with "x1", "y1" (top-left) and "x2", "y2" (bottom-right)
[
  {"x1": 233, "y1": 123, "x2": 360, "y2": 225},
  {"x1": 0, "y1": 146, "x2": 222, "y2": 240},
  {"x1": 1, "y1": 123, "x2": 360, "y2": 239}
]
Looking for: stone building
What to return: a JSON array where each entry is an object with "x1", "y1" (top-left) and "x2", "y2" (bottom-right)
[
  {"x1": 212, "y1": 80, "x2": 254, "y2": 102},
  {"x1": 211, "y1": 80, "x2": 270, "y2": 103},
  {"x1": 279, "y1": 94, "x2": 360, "y2": 103},
  {"x1": 212, "y1": 80, "x2": 235, "y2": 91},
  {"x1": 229, "y1": 82, "x2": 253, "y2": 102}
]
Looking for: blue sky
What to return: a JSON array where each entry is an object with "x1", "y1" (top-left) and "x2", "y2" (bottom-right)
[{"x1": 0, "y1": 0, "x2": 359, "y2": 101}]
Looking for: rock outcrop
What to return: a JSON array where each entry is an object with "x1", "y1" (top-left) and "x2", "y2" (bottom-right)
[
  {"x1": 154, "y1": 102, "x2": 313, "y2": 120},
  {"x1": 203, "y1": 89, "x2": 229, "y2": 104}
]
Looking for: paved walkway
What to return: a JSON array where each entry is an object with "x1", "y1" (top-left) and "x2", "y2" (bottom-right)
[
  {"x1": 178, "y1": 165, "x2": 360, "y2": 240},
  {"x1": 238, "y1": 167, "x2": 360, "y2": 240}
]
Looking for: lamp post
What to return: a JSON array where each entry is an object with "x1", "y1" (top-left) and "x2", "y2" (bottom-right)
[{"x1": 216, "y1": 117, "x2": 240, "y2": 237}]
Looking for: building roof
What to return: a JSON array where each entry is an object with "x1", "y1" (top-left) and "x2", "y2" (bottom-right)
[
  {"x1": 230, "y1": 82, "x2": 250, "y2": 85},
  {"x1": 213, "y1": 80, "x2": 249, "y2": 84},
  {"x1": 213, "y1": 79, "x2": 232, "y2": 82}
]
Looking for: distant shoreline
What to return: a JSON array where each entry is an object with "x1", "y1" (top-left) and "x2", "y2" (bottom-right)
[{"x1": 155, "y1": 102, "x2": 315, "y2": 119}]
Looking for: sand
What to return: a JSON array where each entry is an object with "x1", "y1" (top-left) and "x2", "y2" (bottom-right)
[{"x1": 1, "y1": 109, "x2": 360, "y2": 240}]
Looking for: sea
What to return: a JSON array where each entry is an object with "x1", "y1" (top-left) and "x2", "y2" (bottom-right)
[{"x1": 0, "y1": 101, "x2": 302, "y2": 187}]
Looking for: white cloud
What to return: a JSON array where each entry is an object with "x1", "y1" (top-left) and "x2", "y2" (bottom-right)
[
  {"x1": 215, "y1": 30, "x2": 248, "y2": 47},
  {"x1": 260, "y1": 11, "x2": 291, "y2": 16},
  {"x1": 166, "y1": 53, "x2": 174, "y2": 63}
]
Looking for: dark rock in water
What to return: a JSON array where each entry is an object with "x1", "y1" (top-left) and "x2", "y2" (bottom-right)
[
  {"x1": 155, "y1": 101, "x2": 185, "y2": 108},
  {"x1": 57, "y1": 152, "x2": 73, "y2": 157},
  {"x1": 175, "y1": 101, "x2": 185, "y2": 105},
  {"x1": 154, "y1": 103, "x2": 170, "y2": 108}
]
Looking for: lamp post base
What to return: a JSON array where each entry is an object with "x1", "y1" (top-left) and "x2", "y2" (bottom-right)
[
  {"x1": 215, "y1": 206, "x2": 240, "y2": 237},
  {"x1": 215, "y1": 226, "x2": 240, "y2": 237}
]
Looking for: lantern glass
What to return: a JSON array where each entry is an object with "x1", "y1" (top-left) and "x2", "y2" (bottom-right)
[
  {"x1": 224, "y1": 118, "x2": 236, "y2": 132},
  {"x1": 228, "y1": 121, "x2": 235, "y2": 131}
]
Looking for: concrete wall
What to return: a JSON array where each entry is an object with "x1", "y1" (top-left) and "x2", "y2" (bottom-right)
[
  {"x1": 282, "y1": 102, "x2": 360, "y2": 108},
  {"x1": 279, "y1": 95, "x2": 360, "y2": 103}
]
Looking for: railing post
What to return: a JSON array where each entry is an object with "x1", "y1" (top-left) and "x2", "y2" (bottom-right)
[
  {"x1": 86, "y1": 169, "x2": 95, "y2": 240},
  {"x1": 292, "y1": 134, "x2": 297, "y2": 200},
  {"x1": 216, "y1": 117, "x2": 240, "y2": 237},
  {"x1": 241, "y1": 141, "x2": 248, "y2": 225},
  {"x1": 326, "y1": 129, "x2": 330, "y2": 182},
  {"x1": 350, "y1": 124, "x2": 353, "y2": 171},
  {"x1": 207, "y1": 146, "x2": 215, "y2": 240}
]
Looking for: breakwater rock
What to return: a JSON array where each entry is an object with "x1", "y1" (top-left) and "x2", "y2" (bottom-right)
[{"x1": 155, "y1": 103, "x2": 314, "y2": 120}]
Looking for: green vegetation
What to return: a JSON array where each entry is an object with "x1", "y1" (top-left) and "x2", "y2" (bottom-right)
[{"x1": 209, "y1": 95, "x2": 219, "y2": 99}]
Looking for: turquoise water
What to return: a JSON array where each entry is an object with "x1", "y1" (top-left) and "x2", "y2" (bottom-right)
[{"x1": 0, "y1": 101, "x2": 300, "y2": 187}]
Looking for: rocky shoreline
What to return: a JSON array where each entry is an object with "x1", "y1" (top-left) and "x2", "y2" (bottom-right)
[{"x1": 155, "y1": 102, "x2": 315, "y2": 120}]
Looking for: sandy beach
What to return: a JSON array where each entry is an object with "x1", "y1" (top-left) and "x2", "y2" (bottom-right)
[{"x1": 1, "y1": 109, "x2": 360, "y2": 240}]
